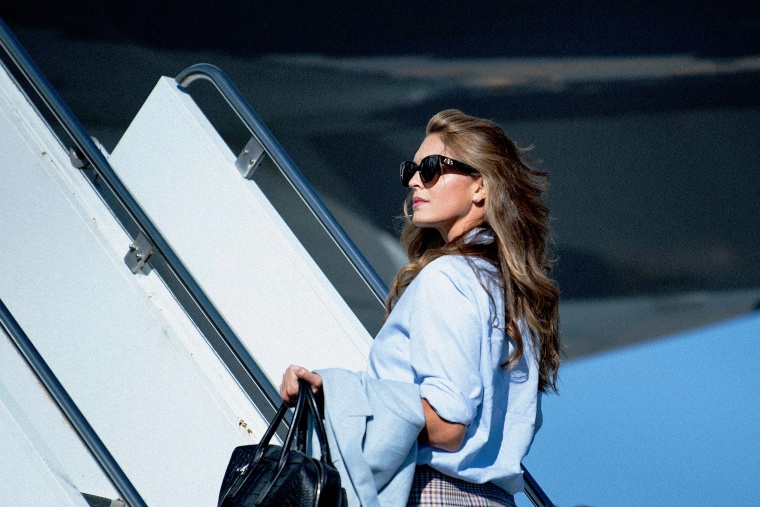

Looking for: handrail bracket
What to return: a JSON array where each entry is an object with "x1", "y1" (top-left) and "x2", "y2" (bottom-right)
[
  {"x1": 236, "y1": 135, "x2": 266, "y2": 179},
  {"x1": 125, "y1": 232, "x2": 154, "y2": 274}
]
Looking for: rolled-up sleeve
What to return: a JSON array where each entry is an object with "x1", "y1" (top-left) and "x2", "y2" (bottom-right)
[{"x1": 409, "y1": 259, "x2": 484, "y2": 426}]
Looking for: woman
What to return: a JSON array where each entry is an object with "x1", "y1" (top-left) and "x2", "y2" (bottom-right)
[{"x1": 281, "y1": 109, "x2": 560, "y2": 506}]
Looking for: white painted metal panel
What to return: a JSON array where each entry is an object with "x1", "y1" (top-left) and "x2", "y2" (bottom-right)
[
  {"x1": 0, "y1": 377, "x2": 91, "y2": 507},
  {"x1": 0, "y1": 60, "x2": 264, "y2": 505},
  {"x1": 0, "y1": 324, "x2": 119, "y2": 502},
  {"x1": 108, "y1": 77, "x2": 373, "y2": 386}
]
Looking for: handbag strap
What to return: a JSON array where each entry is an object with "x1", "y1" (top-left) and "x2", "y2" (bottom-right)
[
  {"x1": 277, "y1": 379, "x2": 309, "y2": 462},
  {"x1": 278, "y1": 379, "x2": 333, "y2": 467},
  {"x1": 248, "y1": 399, "x2": 289, "y2": 466},
  {"x1": 300, "y1": 380, "x2": 333, "y2": 464}
]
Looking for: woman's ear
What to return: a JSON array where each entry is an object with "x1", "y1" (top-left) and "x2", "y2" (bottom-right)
[{"x1": 472, "y1": 179, "x2": 486, "y2": 205}]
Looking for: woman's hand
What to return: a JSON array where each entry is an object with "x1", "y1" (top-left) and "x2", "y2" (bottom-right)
[{"x1": 280, "y1": 365, "x2": 323, "y2": 406}]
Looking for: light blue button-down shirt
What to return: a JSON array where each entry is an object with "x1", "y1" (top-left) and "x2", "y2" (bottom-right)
[{"x1": 367, "y1": 253, "x2": 542, "y2": 494}]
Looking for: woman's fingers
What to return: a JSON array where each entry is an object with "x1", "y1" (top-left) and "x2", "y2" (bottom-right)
[
  {"x1": 298, "y1": 369, "x2": 323, "y2": 392},
  {"x1": 280, "y1": 365, "x2": 301, "y2": 404},
  {"x1": 279, "y1": 365, "x2": 323, "y2": 405}
]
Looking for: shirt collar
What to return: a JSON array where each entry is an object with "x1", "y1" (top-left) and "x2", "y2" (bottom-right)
[{"x1": 463, "y1": 227, "x2": 495, "y2": 245}]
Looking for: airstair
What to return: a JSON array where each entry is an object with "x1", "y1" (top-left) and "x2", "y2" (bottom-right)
[{"x1": 0, "y1": 18, "x2": 553, "y2": 507}]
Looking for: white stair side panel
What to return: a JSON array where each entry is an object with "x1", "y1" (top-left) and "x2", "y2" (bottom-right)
[
  {"x1": 0, "y1": 327, "x2": 119, "y2": 501},
  {"x1": 0, "y1": 377, "x2": 91, "y2": 507},
  {"x1": 109, "y1": 77, "x2": 373, "y2": 385},
  {"x1": 0, "y1": 61, "x2": 264, "y2": 505}
]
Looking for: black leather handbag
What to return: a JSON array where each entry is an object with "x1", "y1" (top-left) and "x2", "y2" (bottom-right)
[{"x1": 218, "y1": 380, "x2": 347, "y2": 507}]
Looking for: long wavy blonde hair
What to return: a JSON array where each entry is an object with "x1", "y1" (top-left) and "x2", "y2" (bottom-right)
[{"x1": 387, "y1": 109, "x2": 561, "y2": 393}]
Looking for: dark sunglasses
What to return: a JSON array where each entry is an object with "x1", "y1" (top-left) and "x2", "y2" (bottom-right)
[{"x1": 400, "y1": 154, "x2": 478, "y2": 187}]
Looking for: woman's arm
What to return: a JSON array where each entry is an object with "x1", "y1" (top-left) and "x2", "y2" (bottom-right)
[
  {"x1": 419, "y1": 399, "x2": 467, "y2": 452},
  {"x1": 283, "y1": 367, "x2": 465, "y2": 451}
]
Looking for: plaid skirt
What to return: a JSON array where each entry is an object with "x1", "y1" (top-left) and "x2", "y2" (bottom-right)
[{"x1": 407, "y1": 465, "x2": 516, "y2": 507}]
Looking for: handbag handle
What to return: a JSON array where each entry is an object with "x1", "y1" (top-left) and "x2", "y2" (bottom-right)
[
  {"x1": 247, "y1": 380, "x2": 334, "y2": 475},
  {"x1": 300, "y1": 379, "x2": 332, "y2": 463},
  {"x1": 281, "y1": 380, "x2": 332, "y2": 465},
  {"x1": 247, "y1": 400, "x2": 289, "y2": 467}
]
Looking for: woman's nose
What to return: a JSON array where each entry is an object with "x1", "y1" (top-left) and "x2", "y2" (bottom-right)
[{"x1": 408, "y1": 169, "x2": 423, "y2": 188}]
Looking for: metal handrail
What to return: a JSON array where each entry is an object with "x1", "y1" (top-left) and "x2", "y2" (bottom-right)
[
  {"x1": 175, "y1": 64, "x2": 389, "y2": 305},
  {"x1": 522, "y1": 464, "x2": 555, "y2": 507},
  {"x1": 0, "y1": 299, "x2": 148, "y2": 507},
  {"x1": 0, "y1": 18, "x2": 280, "y2": 418},
  {"x1": 175, "y1": 63, "x2": 553, "y2": 507}
]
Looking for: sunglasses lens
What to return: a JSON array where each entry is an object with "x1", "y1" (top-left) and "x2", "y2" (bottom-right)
[
  {"x1": 399, "y1": 156, "x2": 444, "y2": 187},
  {"x1": 400, "y1": 162, "x2": 415, "y2": 187},
  {"x1": 419, "y1": 156, "x2": 440, "y2": 183}
]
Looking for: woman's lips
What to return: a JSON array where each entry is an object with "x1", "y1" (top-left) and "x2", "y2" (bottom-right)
[{"x1": 412, "y1": 196, "x2": 427, "y2": 208}]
